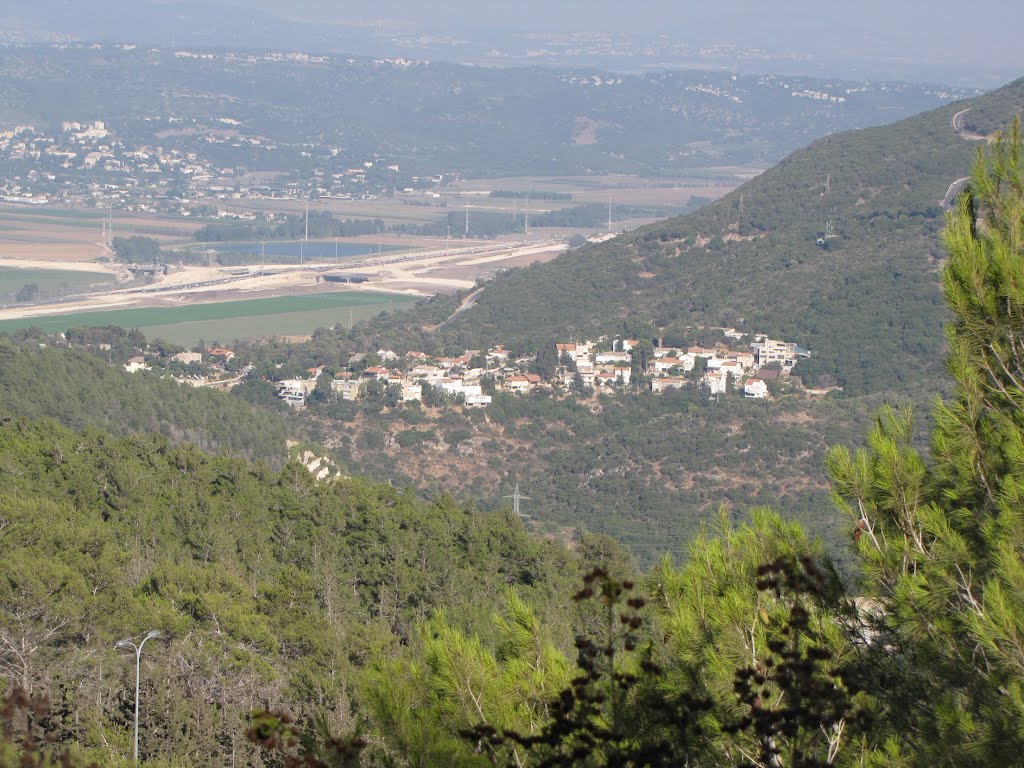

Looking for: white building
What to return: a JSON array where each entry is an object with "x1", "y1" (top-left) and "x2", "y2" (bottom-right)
[
  {"x1": 744, "y1": 378, "x2": 769, "y2": 399},
  {"x1": 702, "y1": 370, "x2": 729, "y2": 395}
]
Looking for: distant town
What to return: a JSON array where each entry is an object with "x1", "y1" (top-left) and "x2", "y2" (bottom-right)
[{"x1": 0, "y1": 115, "x2": 432, "y2": 214}]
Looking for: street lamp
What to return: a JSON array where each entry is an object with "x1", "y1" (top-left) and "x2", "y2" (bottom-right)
[{"x1": 115, "y1": 630, "x2": 162, "y2": 763}]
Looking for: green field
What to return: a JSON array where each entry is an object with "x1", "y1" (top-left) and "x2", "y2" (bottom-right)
[
  {"x1": 0, "y1": 267, "x2": 113, "y2": 301},
  {"x1": 0, "y1": 291, "x2": 417, "y2": 346}
]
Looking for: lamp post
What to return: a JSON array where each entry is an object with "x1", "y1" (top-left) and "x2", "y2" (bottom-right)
[{"x1": 115, "y1": 630, "x2": 161, "y2": 763}]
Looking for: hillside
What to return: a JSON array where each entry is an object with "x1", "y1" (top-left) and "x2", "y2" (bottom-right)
[
  {"x1": 0, "y1": 415, "x2": 579, "y2": 765},
  {"x1": 400, "y1": 76, "x2": 1024, "y2": 394},
  {"x1": 0, "y1": 336, "x2": 293, "y2": 464},
  {"x1": 204, "y1": 78, "x2": 1023, "y2": 565}
]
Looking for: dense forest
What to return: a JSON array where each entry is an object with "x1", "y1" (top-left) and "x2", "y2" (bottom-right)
[
  {"x1": 0, "y1": 414, "x2": 591, "y2": 766},
  {"x1": 5, "y1": 122, "x2": 1024, "y2": 767}
]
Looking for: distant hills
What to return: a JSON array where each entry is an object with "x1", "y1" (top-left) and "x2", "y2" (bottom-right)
[{"x1": 0, "y1": 42, "x2": 975, "y2": 177}]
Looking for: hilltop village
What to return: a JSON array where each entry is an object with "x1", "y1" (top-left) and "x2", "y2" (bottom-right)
[
  {"x1": 249, "y1": 331, "x2": 815, "y2": 409},
  {"x1": 117, "y1": 329, "x2": 812, "y2": 407}
]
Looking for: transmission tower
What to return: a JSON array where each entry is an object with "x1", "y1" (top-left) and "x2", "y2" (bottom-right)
[{"x1": 503, "y1": 483, "x2": 532, "y2": 518}]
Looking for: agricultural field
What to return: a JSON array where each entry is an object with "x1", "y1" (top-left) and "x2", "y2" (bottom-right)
[
  {"x1": 0, "y1": 266, "x2": 113, "y2": 303},
  {"x1": 0, "y1": 204, "x2": 197, "y2": 261},
  {"x1": 0, "y1": 291, "x2": 417, "y2": 346}
]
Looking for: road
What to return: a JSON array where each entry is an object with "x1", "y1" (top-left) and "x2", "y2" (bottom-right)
[
  {"x1": 0, "y1": 238, "x2": 567, "y2": 323},
  {"x1": 940, "y1": 177, "x2": 970, "y2": 209},
  {"x1": 426, "y1": 286, "x2": 486, "y2": 332},
  {"x1": 951, "y1": 106, "x2": 972, "y2": 134}
]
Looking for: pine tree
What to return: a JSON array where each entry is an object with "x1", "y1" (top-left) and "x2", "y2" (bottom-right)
[{"x1": 827, "y1": 118, "x2": 1024, "y2": 766}]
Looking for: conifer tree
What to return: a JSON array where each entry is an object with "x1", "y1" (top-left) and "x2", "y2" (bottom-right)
[{"x1": 827, "y1": 118, "x2": 1024, "y2": 766}]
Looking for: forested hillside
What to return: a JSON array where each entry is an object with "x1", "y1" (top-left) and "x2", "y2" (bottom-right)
[
  {"x1": 0, "y1": 416, "x2": 581, "y2": 765},
  {"x1": 0, "y1": 338, "x2": 292, "y2": 464},
  {"x1": 351, "y1": 77, "x2": 1024, "y2": 395},
  {"x1": 298, "y1": 386, "x2": 884, "y2": 564}
]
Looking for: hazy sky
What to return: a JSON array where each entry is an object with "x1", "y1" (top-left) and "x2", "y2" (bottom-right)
[{"x1": 226, "y1": 0, "x2": 1023, "y2": 83}]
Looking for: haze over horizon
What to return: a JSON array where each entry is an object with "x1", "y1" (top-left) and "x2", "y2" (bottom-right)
[
  {"x1": 224, "y1": 0, "x2": 1022, "y2": 85},
  {"x1": 0, "y1": 0, "x2": 1020, "y2": 87}
]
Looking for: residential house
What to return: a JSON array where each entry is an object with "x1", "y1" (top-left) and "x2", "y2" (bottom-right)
[
  {"x1": 173, "y1": 351, "x2": 202, "y2": 364},
  {"x1": 441, "y1": 380, "x2": 491, "y2": 407},
  {"x1": 717, "y1": 361, "x2": 744, "y2": 380},
  {"x1": 401, "y1": 383, "x2": 423, "y2": 403},
  {"x1": 652, "y1": 357, "x2": 688, "y2": 374},
  {"x1": 486, "y1": 346, "x2": 511, "y2": 364},
  {"x1": 752, "y1": 338, "x2": 797, "y2": 371},
  {"x1": 702, "y1": 370, "x2": 729, "y2": 395},
  {"x1": 504, "y1": 375, "x2": 534, "y2": 394},
  {"x1": 410, "y1": 364, "x2": 444, "y2": 380},
  {"x1": 278, "y1": 378, "x2": 317, "y2": 407},
  {"x1": 651, "y1": 377, "x2": 686, "y2": 393},
  {"x1": 744, "y1": 378, "x2": 768, "y2": 399},
  {"x1": 207, "y1": 347, "x2": 235, "y2": 361},
  {"x1": 724, "y1": 351, "x2": 755, "y2": 370},
  {"x1": 124, "y1": 355, "x2": 148, "y2": 373},
  {"x1": 360, "y1": 366, "x2": 391, "y2": 381},
  {"x1": 331, "y1": 379, "x2": 362, "y2": 401},
  {"x1": 595, "y1": 351, "x2": 631, "y2": 365}
]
